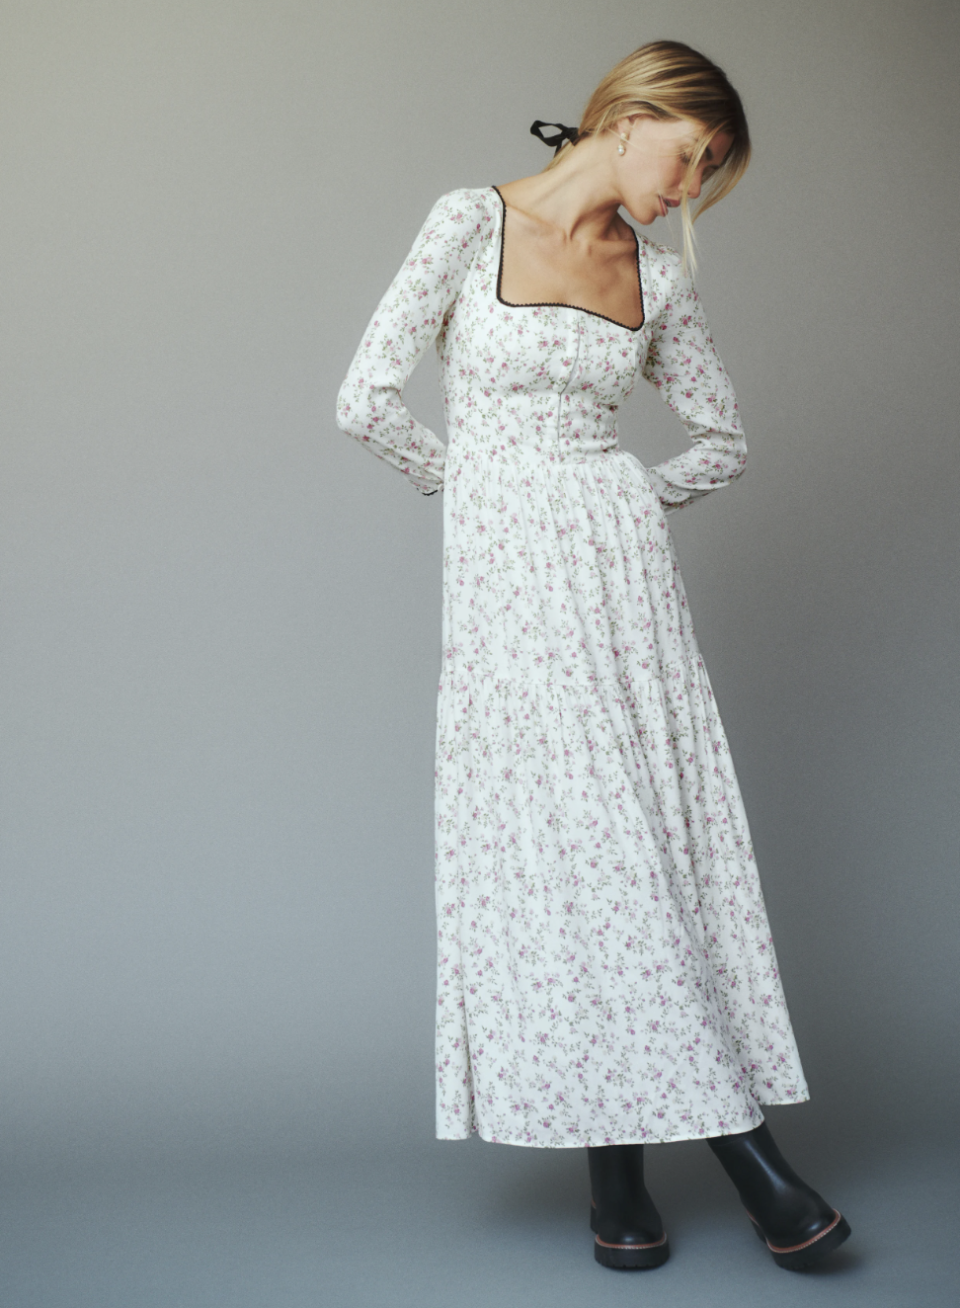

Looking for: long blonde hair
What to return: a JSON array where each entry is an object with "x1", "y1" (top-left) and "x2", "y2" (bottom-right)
[{"x1": 547, "y1": 41, "x2": 751, "y2": 274}]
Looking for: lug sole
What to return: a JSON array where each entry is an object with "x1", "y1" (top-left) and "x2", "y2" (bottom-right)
[{"x1": 594, "y1": 1231, "x2": 670, "y2": 1270}]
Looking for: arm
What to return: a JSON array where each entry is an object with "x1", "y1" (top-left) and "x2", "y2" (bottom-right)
[
  {"x1": 336, "y1": 189, "x2": 490, "y2": 495},
  {"x1": 640, "y1": 250, "x2": 747, "y2": 513}
]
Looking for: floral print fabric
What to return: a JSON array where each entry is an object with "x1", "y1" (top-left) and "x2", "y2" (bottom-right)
[{"x1": 337, "y1": 188, "x2": 808, "y2": 1147}]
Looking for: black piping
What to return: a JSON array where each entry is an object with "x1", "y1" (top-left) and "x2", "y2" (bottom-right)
[{"x1": 491, "y1": 186, "x2": 645, "y2": 333}]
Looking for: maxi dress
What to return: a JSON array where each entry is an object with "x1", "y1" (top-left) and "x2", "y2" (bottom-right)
[{"x1": 337, "y1": 186, "x2": 809, "y2": 1148}]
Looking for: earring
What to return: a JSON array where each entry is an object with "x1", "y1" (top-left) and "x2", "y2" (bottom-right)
[{"x1": 617, "y1": 134, "x2": 627, "y2": 155}]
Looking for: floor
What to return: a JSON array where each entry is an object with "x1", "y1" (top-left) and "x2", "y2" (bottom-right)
[{"x1": 0, "y1": 1133, "x2": 955, "y2": 1307}]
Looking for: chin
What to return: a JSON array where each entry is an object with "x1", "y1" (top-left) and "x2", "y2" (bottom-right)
[
  {"x1": 632, "y1": 201, "x2": 662, "y2": 227},
  {"x1": 625, "y1": 206, "x2": 653, "y2": 227}
]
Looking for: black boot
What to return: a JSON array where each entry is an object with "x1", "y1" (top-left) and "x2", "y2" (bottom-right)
[
  {"x1": 587, "y1": 1144, "x2": 670, "y2": 1270},
  {"x1": 707, "y1": 1123, "x2": 851, "y2": 1270}
]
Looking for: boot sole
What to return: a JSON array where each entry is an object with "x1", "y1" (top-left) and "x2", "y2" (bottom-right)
[
  {"x1": 750, "y1": 1209, "x2": 852, "y2": 1271},
  {"x1": 591, "y1": 1203, "x2": 669, "y2": 1269},
  {"x1": 594, "y1": 1231, "x2": 670, "y2": 1270}
]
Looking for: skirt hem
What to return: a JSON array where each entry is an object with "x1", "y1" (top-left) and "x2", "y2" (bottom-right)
[{"x1": 435, "y1": 1093, "x2": 810, "y2": 1149}]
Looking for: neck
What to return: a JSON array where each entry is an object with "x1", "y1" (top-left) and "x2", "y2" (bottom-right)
[{"x1": 503, "y1": 132, "x2": 630, "y2": 241}]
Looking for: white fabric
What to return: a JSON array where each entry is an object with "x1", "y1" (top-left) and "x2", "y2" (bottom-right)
[{"x1": 337, "y1": 187, "x2": 809, "y2": 1147}]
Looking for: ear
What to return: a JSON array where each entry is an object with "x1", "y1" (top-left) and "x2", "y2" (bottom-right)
[{"x1": 615, "y1": 112, "x2": 654, "y2": 142}]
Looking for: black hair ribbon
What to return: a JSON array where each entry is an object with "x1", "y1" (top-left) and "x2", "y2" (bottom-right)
[{"x1": 530, "y1": 121, "x2": 580, "y2": 155}]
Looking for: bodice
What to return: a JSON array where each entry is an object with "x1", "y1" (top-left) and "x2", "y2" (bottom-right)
[
  {"x1": 436, "y1": 193, "x2": 648, "y2": 464},
  {"x1": 337, "y1": 186, "x2": 746, "y2": 510}
]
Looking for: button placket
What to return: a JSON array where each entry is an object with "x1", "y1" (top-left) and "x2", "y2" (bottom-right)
[{"x1": 556, "y1": 314, "x2": 582, "y2": 451}]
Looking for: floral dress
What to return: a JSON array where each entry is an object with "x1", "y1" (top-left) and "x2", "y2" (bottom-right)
[{"x1": 337, "y1": 186, "x2": 809, "y2": 1147}]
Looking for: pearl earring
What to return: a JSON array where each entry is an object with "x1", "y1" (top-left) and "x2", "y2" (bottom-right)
[{"x1": 617, "y1": 135, "x2": 627, "y2": 155}]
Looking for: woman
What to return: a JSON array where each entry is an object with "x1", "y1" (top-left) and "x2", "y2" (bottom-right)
[{"x1": 337, "y1": 41, "x2": 850, "y2": 1272}]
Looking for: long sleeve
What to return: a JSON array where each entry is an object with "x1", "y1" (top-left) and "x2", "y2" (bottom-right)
[
  {"x1": 640, "y1": 248, "x2": 747, "y2": 513},
  {"x1": 336, "y1": 190, "x2": 490, "y2": 495}
]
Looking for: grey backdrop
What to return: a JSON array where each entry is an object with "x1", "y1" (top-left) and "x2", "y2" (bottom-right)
[{"x1": 1, "y1": 1, "x2": 958, "y2": 1304}]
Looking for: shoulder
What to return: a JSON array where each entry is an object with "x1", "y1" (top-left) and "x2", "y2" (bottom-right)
[
  {"x1": 417, "y1": 187, "x2": 498, "y2": 247},
  {"x1": 637, "y1": 233, "x2": 681, "y2": 275},
  {"x1": 636, "y1": 232, "x2": 696, "y2": 318}
]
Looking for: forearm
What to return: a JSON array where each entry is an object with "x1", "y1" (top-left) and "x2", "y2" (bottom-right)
[
  {"x1": 336, "y1": 377, "x2": 446, "y2": 494},
  {"x1": 645, "y1": 425, "x2": 747, "y2": 512}
]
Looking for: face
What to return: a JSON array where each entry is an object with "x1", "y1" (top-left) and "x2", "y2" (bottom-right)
[{"x1": 615, "y1": 115, "x2": 734, "y2": 225}]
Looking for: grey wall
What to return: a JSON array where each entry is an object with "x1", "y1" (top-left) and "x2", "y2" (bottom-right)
[{"x1": 1, "y1": 0, "x2": 957, "y2": 1165}]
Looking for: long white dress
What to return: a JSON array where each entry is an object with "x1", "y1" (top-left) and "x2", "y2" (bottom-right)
[{"x1": 337, "y1": 186, "x2": 809, "y2": 1148}]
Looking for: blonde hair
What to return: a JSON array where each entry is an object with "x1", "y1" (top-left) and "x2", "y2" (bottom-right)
[{"x1": 547, "y1": 41, "x2": 751, "y2": 274}]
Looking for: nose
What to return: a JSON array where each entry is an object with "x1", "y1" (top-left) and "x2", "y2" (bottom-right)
[{"x1": 686, "y1": 173, "x2": 702, "y2": 200}]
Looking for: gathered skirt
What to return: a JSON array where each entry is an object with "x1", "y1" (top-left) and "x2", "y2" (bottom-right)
[{"x1": 432, "y1": 444, "x2": 808, "y2": 1147}]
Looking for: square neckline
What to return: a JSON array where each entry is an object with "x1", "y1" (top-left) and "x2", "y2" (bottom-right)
[{"x1": 490, "y1": 185, "x2": 645, "y2": 334}]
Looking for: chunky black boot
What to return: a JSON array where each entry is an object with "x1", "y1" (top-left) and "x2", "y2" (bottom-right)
[
  {"x1": 707, "y1": 1123, "x2": 851, "y2": 1270},
  {"x1": 587, "y1": 1144, "x2": 670, "y2": 1270}
]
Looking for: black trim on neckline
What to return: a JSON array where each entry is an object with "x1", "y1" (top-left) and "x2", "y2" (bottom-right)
[{"x1": 491, "y1": 185, "x2": 645, "y2": 333}]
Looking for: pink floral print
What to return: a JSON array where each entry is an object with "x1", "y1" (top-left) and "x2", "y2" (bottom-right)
[{"x1": 338, "y1": 188, "x2": 808, "y2": 1147}]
